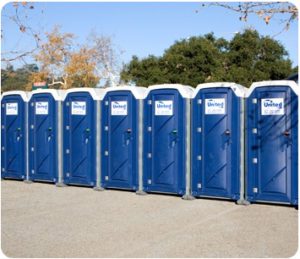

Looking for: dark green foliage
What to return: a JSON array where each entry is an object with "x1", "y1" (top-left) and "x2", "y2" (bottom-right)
[
  {"x1": 121, "y1": 29, "x2": 293, "y2": 88},
  {"x1": 1, "y1": 64, "x2": 38, "y2": 92}
]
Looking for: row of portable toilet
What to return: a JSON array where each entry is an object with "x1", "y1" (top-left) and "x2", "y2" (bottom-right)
[{"x1": 1, "y1": 81, "x2": 298, "y2": 206}]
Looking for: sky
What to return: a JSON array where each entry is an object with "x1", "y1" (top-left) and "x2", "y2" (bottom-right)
[{"x1": 1, "y1": 1, "x2": 298, "y2": 70}]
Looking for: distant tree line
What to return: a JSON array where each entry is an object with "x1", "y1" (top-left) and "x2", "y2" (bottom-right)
[{"x1": 121, "y1": 29, "x2": 297, "y2": 88}]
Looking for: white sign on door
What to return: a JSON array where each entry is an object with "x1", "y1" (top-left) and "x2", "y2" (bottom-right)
[
  {"x1": 6, "y1": 103, "x2": 18, "y2": 115},
  {"x1": 205, "y1": 98, "x2": 226, "y2": 115},
  {"x1": 155, "y1": 100, "x2": 173, "y2": 116},
  {"x1": 35, "y1": 102, "x2": 49, "y2": 115},
  {"x1": 71, "y1": 101, "x2": 86, "y2": 115},
  {"x1": 261, "y1": 98, "x2": 284, "y2": 115},
  {"x1": 111, "y1": 101, "x2": 127, "y2": 115}
]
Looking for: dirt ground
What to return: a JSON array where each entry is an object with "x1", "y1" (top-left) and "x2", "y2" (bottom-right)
[{"x1": 1, "y1": 180, "x2": 298, "y2": 258}]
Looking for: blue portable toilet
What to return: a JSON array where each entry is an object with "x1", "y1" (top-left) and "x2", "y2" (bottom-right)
[
  {"x1": 63, "y1": 88, "x2": 105, "y2": 187},
  {"x1": 1, "y1": 91, "x2": 30, "y2": 180},
  {"x1": 143, "y1": 84, "x2": 194, "y2": 197},
  {"x1": 191, "y1": 83, "x2": 247, "y2": 202},
  {"x1": 28, "y1": 89, "x2": 64, "y2": 183},
  {"x1": 245, "y1": 80, "x2": 298, "y2": 206},
  {"x1": 101, "y1": 86, "x2": 147, "y2": 191}
]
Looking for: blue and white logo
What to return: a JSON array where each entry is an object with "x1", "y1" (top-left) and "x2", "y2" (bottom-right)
[
  {"x1": 155, "y1": 100, "x2": 173, "y2": 116},
  {"x1": 6, "y1": 103, "x2": 18, "y2": 115},
  {"x1": 261, "y1": 98, "x2": 284, "y2": 115},
  {"x1": 35, "y1": 102, "x2": 48, "y2": 115},
  {"x1": 71, "y1": 101, "x2": 86, "y2": 115},
  {"x1": 205, "y1": 98, "x2": 226, "y2": 115},
  {"x1": 111, "y1": 101, "x2": 127, "y2": 115}
]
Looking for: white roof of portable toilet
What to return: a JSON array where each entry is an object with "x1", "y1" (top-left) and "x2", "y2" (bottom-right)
[
  {"x1": 30, "y1": 88, "x2": 65, "y2": 101},
  {"x1": 63, "y1": 87, "x2": 106, "y2": 100},
  {"x1": 1, "y1": 90, "x2": 31, "y2": 102},
  {"x1": 147, "y1": 84, "x2": 194, "y2": 98},
  {"x1": 246, "y1": 80, "x2": 299, "y2": 97},
  {"x1": 194, "y1": 82, "x2": 246, "y2": 98},
  {"x1": 104, "y1": 85, "x2": 148, "y2": 99}
]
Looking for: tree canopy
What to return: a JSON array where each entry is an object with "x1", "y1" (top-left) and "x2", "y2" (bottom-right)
[{"x1": 120, "y1": 29, "x2": 294, "y2": 88}]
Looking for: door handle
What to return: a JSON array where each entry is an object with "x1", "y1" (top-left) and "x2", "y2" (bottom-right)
[
  {"x1": 225, "y1": 129, "x2": 230, "y2": 135},
  {"x1": 126, "y1": 128, "x2": 132, "y2": 133},
  {"x1": 283, "y1": 131, "x2": 290, "y2": 137}
]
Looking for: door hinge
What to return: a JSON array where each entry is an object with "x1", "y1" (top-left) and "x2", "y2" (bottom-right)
[
  {"x1": 252, "y1": 158, "x2": 258, "y2": 164},
  {"x1": 197, "y1": 183, "x2": 202, "y2": 189},
  {"x1": 252, "y1": 98, "x2": 257, "y2": 104},
  {"x1": 147, "y1": 100, "x2": 152, "y2": 105},
  {"x1": 147, "y1": 153, "x2": 152, "y2": 158},
  {"x1": 252, "y1": 128, "x2": 257, "y2": 134},
  {"x1": 197, "y1": 99, "x2": 202, "y2": 104},
  {"x1": 253, "y1": 187, "x2": 258, "y2": 193},
  {"x1": 197, "y1": 127, "x2": 202, "y2": 133},
  {"x1": 197, "y1": 155, "x2": 202, "y2": 161}
]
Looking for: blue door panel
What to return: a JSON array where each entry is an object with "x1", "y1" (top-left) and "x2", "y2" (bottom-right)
[
  {"x1": 1, "y1": 95, "x2": 26, "y2": 180},
  {"x1": 29, "y1": 94, "x2": 57, "y2": 182},
  {"x1": 63, "y1": 93, "x2": 96, "y2": 186},
  {"x1": 144, "y1": 89, "x2": 185, "y2": 195},
  {"x1": 101, "y1": 91, "x2": 138, "y2": 190},
  {"x1": 192, "y1": 88, "x2": 240, "y2": 200},
  {"x1": 246, "y1": 86, "x2": 298, "y2": 205}
]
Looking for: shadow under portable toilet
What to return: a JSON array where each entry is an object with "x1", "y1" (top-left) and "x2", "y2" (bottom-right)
[
  {"x1": 245, "y1": 80, "x2": 298, "y2": 207},
  {"x1": 1, "y1": 91, "x2": 30, "y2": 181},
  {"x1": 191, "y1": 82, "x2": 247, "y2": 204},
  {"x1": 28, "y1": 89, "x2": 65, "y2": 184},
  {"x1": 63, "y1": 88, "x2": 105, "y2": 188},
  {"x1": 101, "y1": 86, "x2": 147, "y2": 191},
  {"x1": 143, "y1": 84, "x2": 194, "y2": 198}
]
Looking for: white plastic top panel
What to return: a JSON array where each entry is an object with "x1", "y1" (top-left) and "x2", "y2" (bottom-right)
[
  {"x1": 63, "y1": 87, "x2": 106, "y2": 100},
  {"x1": 194, "y1": 82, "x2": 247, "y2": 98},
  {"x1": 1, "y1": 90, "x2": 30, "y2": 102},
  {"x1": 30, "y1": 89, "x2": 65, "y2": 101},
  {"x1": 104, "y1": 85, "x2": 148, "y2": 99},
  {"x1": 147, "y1": 84, "x2": 194, "y2": 98},
  {"x1": 246, "y1": 80, "x2": 299, "y2": 97}
]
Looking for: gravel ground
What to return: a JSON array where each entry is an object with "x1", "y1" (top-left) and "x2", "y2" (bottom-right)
[{"x1": 1, "y1": 180, "x2": 298, "y2": 258}]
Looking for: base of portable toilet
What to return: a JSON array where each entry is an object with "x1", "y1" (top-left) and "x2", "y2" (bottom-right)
[
  {"x1": 191, "y1": 82, "x2": 247, "y2": 203},
  {"x1": 143, "y1": 84, "x2": 194, "y2": 197},
  {"x1": 101, "y1": 86, "x2": 147, "y2": 191},
  {"x1": 1, "y1": 91, "x2": 30, "y2": 181},
  {"x1": 245, "y1": 80, "x2": 298, "y2": 207},
  {"x1": 28, "y1": 89, "x2": 64, "y2": 184},
  {"x1": 63, "y1": 88, "x2": 105, "y2": 187}
]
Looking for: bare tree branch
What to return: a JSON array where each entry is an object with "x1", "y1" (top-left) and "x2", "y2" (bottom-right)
[{"x1": 201, "y1": 2, "x2": 298, "y2": 34}]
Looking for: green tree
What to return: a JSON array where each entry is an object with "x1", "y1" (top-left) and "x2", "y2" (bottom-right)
[
  {"x1": 1, "y1": 64, "x2": 38, "y2": 92},
  {"x1": 121, "y1": 29, "x2": 293, "y2": 87}
]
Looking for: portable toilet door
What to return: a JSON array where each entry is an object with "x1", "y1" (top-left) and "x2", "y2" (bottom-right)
[
  {"x1": 63, "y1": 88, "x2": 105, "y2": 187},
  {"x1": 192, "y1": 83, "x2": 247, "y2": 202},
  {"x1": 143, "y1": 84, "x2": 194, "y2": 196},
  {"x1": 101, "y1": 86, "x2": 147, "y2": 191},
  {"x1": 29, "y1": 89, "x2": 64, "y2": 183},
  {"x1": 1, "y1": 91, "x2": 29, "y2": 180},
  {"x1": 246, "y1": 80, "x2": 298, "y2": 206}
]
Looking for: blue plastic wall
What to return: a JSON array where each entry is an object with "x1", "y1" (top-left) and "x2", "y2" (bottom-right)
[
  {"x1": 101, "y1": 91, "x2": 139, "y2": 190},
  {"x1": 246, "y1": 86, "x2": 298, "y2": 205},
  {"x1": 63, "y1": 92, "x2": 96, "y2": 186},
  {"x1": 29, "y1": 93, "x2": 58, "y2": 182},
  {"x1": 192, "y1": 88, "x2": 241, "y2": 200},
  {"x1": 143, "y1": 89, "x2": 186, "y2": 195},
  {"x1": 1, "y1": 95, "x2": 26, "y2": 180}
]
